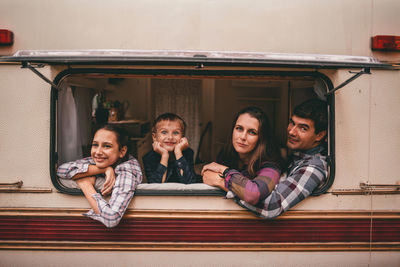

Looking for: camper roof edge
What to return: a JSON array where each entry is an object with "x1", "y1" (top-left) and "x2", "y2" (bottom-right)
[{"x1": 0, "y1": 49, "x2": 394, "y2": 69}]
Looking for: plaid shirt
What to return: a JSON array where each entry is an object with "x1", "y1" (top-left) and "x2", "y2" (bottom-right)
[
  {"x1": 236, "y1": 146, "x2": 327, "y2": 219},
  {"x1": 57, "y1": 155, "x2": 142, "y2": 228}
]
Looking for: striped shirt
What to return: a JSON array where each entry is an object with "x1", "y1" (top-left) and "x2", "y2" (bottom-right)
[
  {"x1": 236, "y1": 146, "x2": 327, "y2": 218},
  {"x1": 57, "y1": 155, "x2": 142, "y2": 228}
]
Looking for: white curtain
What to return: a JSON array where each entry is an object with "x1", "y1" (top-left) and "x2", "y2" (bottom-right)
[
  {"x1": 152, "y1": 79, "x2": 201, "y2": 156},
  {"x1": 74, "y1": 87, "x2": 93, "y2": 153},
  {"x1": 57, "y1": 86, "x2": 82, "y2": 164}
]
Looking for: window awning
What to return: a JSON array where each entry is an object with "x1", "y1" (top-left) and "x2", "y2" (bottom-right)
[{"x1": 0, "y1": 49, "x2": 395, "y2": 69}]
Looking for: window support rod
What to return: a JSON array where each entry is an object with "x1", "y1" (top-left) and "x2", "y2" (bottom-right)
[
  {"x1": 326, "y1": 67, "x2": 371, "y2": 95},
  {"x1": 21, "y1": 62, "x2": 61, "y2": 90}
]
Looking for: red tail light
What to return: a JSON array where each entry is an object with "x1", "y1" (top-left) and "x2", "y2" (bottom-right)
[
  {"x1": 371, "y1": 35, "x2": 400, "y2": 51},
  {"x1": 0, "y1": 29, "x2": 14, "y2": 46}
]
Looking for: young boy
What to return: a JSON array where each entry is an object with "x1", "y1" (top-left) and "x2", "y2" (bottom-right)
[{"x1": 143, "y1": 113, "x2": 196, "y2": 184}]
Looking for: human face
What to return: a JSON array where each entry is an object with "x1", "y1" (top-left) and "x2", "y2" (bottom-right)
[
  {"x1": 91, "y1": 129, "x2": 127, "y2": 168},
  {"x1": 232, "y1": 113, "x2": 259, "y2": 160},
  {"x1": 152, "y1": 120, "x2": 183, "y2": 152},
  {"x1": 286, "y1": 115, "x2": 326, "y2": 151}
]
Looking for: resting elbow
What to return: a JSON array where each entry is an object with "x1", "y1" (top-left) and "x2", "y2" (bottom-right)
[
  {"x1": 103, "y1": 218, "x2": 122, "y2": 228},
  {"x1": 243, "y1": 195, "x2": 260, "y2": 206},
  {"x1": 99, "y1": 212, "x2": 123, "y2": 228}
]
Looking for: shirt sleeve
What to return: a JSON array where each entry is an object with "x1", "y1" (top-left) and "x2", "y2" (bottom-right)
[
  {"x1": 224, "y1": 163, "x2": 281, "y2": 206},
  {"x1": 237, "y1": 162, "x2": 327, "y2": 219},
  {"x1": 143, "y1": 152, "x2": 167, "y2": 183},
  {"x1": 83, "y1": 156, "x2": 143, "y2": 228},
  {"x1": 57, "y1": 157, "x2": 93, "y2": 179},
  {"x1": 174, "y1": 148, "x2": 196, "y2": 184}
]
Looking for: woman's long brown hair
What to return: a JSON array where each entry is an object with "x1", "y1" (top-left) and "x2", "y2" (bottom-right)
[{"x1": 218, "y1": 107, "x2": 284, "y2": 177}]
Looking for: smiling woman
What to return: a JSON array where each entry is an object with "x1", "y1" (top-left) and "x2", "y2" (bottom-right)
[
  {"x1": 57, "y1": 124, "x2": 143, "y2": 227},
  {"x1": 91, "y1": 128, "x2": 128, "y2": 169}
]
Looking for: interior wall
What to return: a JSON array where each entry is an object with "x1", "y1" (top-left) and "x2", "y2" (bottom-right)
[
  {"x1": 151, "y1": 79, "x2": 202, "y2": 156},
  {"x1": 199, "y1": 79, "x2": 215, "y2": 163},
  {"x1": 106, "y1": 78, "x2": 150, "y2": 121},
  {"x1": 214, "y1": 80, "x2": 237, "y2": 156}
]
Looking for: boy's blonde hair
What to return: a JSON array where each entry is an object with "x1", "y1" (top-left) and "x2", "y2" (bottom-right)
[{"x1": 152, "y1": 113, "x2": 186, "y2": 136}]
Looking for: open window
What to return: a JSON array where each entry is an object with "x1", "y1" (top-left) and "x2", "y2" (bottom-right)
[{"x1": 51, "y1": 68, "x2": 334, "y2": 196}]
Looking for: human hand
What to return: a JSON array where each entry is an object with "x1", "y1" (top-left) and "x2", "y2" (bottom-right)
[
  {"x1": 174, "y1": 137, "x2": 189, "y2": 153},
  {"x1": 201, "y1": 162, "x2": 228, "y2": 176},
  {"x1": 153, "y1": 141, "x2": 168, "y2": 156},
  {"x1": 202, "y1": 170, "x2": 226, "y2": 191},
  {"x1": 101, "y1": 167, "x2": 115, "y2": 196}
]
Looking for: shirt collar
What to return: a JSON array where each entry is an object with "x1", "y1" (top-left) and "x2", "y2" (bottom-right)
[
  {"x1": 303, "y1": 145, "x2": 325, "y2": 155},
  {"x1": 292, "y1": 145, "x2": 325, "y2": 159}
]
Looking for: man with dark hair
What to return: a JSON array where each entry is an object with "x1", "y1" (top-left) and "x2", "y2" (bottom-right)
[{"x1": 236, "y1": 98, "x2": 328, "y2": 218}]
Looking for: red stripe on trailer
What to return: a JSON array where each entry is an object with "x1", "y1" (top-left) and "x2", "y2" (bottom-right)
[{"x1": 0, "y1": 217, "x2": 399, "y2": 243}]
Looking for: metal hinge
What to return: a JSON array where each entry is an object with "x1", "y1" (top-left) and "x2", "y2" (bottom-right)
[
  {"x1": 326, "y1": 68, "x2": 371, "y2": 95},
  {"x1": 21, "y1": 62, "x2": 61, "y2": 90}
]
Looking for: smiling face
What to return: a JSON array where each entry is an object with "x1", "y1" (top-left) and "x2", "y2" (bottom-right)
[
  {"x1": 91, "y1": 129, "x2": 127, "y2": 168},
  {"x1": 286, "y1": 115, "x2": 326, "y2": 151},
  {"x1": 152, "y1": 120, "x2": 184, "y2": 152},
  {"x1": 232, "y1": 113, "x2": 260, "y2": 160}
]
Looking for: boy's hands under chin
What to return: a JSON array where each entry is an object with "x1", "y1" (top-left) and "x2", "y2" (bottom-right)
[
  {"x1": 174, "y1": 137, "x2": 189, "y2": 153},
  {"x1": 174, "y1": 137, "x2": 189, "y2": 159}
]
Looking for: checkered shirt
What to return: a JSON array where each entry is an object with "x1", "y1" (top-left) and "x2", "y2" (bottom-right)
[
  {"x1": 236, "y1": 146, "x2": 327, "y2": 219},
  {"x1": 57, "y1": 155, "x2": 142, "y2": 227}
]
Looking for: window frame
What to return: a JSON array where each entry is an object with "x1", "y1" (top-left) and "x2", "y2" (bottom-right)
[{"x1": 50, "y1": 67, "x2": 335, "y2": 196}]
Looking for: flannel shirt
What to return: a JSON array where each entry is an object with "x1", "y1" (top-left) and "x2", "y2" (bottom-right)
[
  {"x1": 143, "y1": 148, "x2": 196, "y2": 184},
  {"x1": 224, "y1": 162, "x2": 281, "y2": 206},
  {"x1": 57, "y1": 155, "x2": 142, "y2": 228},
  {"x1": 236, "y1": 146, "x2": 327, "y2": 218}
]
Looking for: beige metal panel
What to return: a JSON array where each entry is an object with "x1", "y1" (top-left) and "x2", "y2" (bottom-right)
[
  {"x1": 1, "y1": 251, "x2": 399, "y2": 267},
  {"x1": 1, "y1": 190, "x2": 398, "y2": 211},
  {"x1": 293, "y1": 194, "x2": 373, "y2": 211},
  {"x1": 369, "y1": 70, "x2": 400, "y2": 184},
  {"x1": 0, "y1": 65, "x2": 51, "y2": 188},
  {"x1": 363, "y1": 70, "x2": 400, "y2": 211},
  {"x1": 369, "y1": 71, "x2": 400, "y2": 209},
  {"x1": 372, "y1": 195, "x2": 400, "y2": 211},
  {"x1": 0, "y1": 192, "x2": 381, "y2": 211},
  {"x1": 333, "y1": 70, "x2": 372, "y2": 188},
  {"x1": 1, "y1": 1, "x2": 399, "y2": 56}
]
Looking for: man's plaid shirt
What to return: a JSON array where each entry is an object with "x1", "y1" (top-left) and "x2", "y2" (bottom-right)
[{"x1": 236, "y1": 146, "x2": 327, "y2": 218}]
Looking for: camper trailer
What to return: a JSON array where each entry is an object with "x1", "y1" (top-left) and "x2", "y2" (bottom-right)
[{"x1": 0, "y1": 1, "x2": 399, "y2": 266}]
